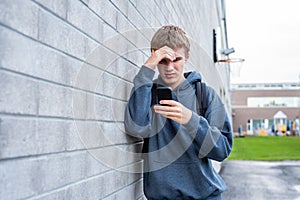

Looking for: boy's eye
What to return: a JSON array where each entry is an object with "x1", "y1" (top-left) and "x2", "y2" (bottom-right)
[
  {"x1": 159, "y1": 59, "x2": 167, "y2": 64},
  {"x1": 159, "y1": 57, "x2": 183, "y2": 65},
  {"x1": 173, "y1": 57, "x2": 182, "y2": 62}
]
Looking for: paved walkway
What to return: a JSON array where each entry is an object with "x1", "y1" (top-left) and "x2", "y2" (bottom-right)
[{"x1": 220, "y1": 160, "x2": 300, "y2": 200}]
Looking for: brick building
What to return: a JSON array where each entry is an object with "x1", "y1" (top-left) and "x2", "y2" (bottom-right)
[
  {"x1": 0, "y1": 0, "x2": 231, "y2": 199},
  {"x1": 231, "y1": 83, "x2": 300, "y2": 135}
]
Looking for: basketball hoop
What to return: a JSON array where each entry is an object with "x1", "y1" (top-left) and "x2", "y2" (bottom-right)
[{"x1": 217, "y1": 58, "x2": 245, "y2": 78}]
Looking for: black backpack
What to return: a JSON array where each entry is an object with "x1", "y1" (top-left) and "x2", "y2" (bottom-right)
[{"x1": 151, "y1": 79, "x2": 208, "y2": 117}]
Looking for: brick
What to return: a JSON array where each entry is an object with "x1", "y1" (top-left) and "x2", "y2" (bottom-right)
[
  {"x1": 0, "y1": 71, "x2": 37, "y2": 115},
  {"x1": 121, "y1": 48, "x2": 149, "y2": 67},
  {"x1": 65, "y1": 120, "x2": 85, "y2": 151},
  {"x1": 66, "y1": 0, "x2": 104, "y2": 42},
  {"x1": 85, "y1": 150, "x2": 110, "y2": 176},
  {"x1": 100, "y1": 122, "x2": 141, "y2": 145},
  {"x1": 72, "y1": 91, "x2": 112, "y2": 121},
  {"x1": 0, "y1": 26, "x2": 81, "y2": 86},
  {"x1": 38, "y1": 82, "x2": 73, "y2": 118},
  {"x1": 89, "y1": 144, "x2": 143, "y2": 172},
  {"x1": 0, "y1": 155, "x2": 70, "y2": 199},
  {"x1": 81, "y1": 41, "x2": 144, "y2": 78},
  {"x1": 103, "y1": 22, "x2": 118, "y2": 42},
  {"x1": 0, "y1": 151, "x2": 110, "y2": 199},
  {"x1": 102, "y1": 179, "x2": 143, "y2": 200},
  {"x1": 65, "y1": 166, "x2": 142, "y2": 200},
  {"x1": 0, "y1": 0, "x2": 38, "y2": 39},
  {"x1": 117, "y1": 28, "x2": 152, "y2": 55},
  {"x1": 72, "y1": 91, "x2": 127, "y2": 121},
  {"x1": 0, "y1": 117, "x2": 70, "y2": 159},
  {"x1": 70, "y1": 121, "x2": 104, "y2": 150},
  {"x1": 71, "y1": 90, "x2": 89, "y2": 120},
  {"x1": 67, "y1": 120, "x2": 141, "y2": 151},
  {"x1": 127, "y1": 2, "x2": 150, "y2": 29},
  {"x1": 38, "y1": 9, "x2": 98, "y2": 60},
  {"x1": 31, "y1": 189, "x2": 67, "y2": 200},
  {"x1": 74, "y1": 93, "x2": 99, "y2": 120},
  {"x1": 129, "y1": 0, "x2": 137, "y2": 8},
  {"x1": 116, "y1": 11, "x2": 136, "y2": 33},
  {"x1": 92, "y1": 95, "x2": 114, "y2": 121},
  {"x1": 72, "y1": 62, "x2": 105, "y2": 92},
  {"x1": 110, "y1": 0, "x2": 129, "y2": 17},
  {"x1": 33, "y1": 0, "x2": 68, "y2": 19},
  {"x1": 0, "y1": 117, "x2": 37, "y2": 159},
  {"x1": 96, "y1": 72, "x2": 132, "y2": 100},
  {"x1": 108, "y1": 56, "x2": 140, "y2": 82},
  {"x1": 0, "y1": 159, "x2": 36, "y2": 199},
  {"x1": 164, "y1": 0, "x2": 179, "y2": 24},
  {"x1": 103, "y1": 32, "x2": 138, "y2": 58},
  {"x1": 93, "y1": 96, "x2": 127, "y2": 122},
  {"x1": 134, "y1": 1, "x2": 160, "y2": 27},
  {"x1": 79, "y1": 0, "x2": 89, "y2": 6},
  {"x1": 86, "y1": 0, "x2": 118, "y2": 29},
  {"x1": 35, "y1": 119, "x2": 69, "y2": 152}
]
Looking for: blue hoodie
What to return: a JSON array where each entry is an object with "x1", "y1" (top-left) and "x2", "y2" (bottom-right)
[{"x1": 125, "y1": 66, "x2": 232, "y2": 200}]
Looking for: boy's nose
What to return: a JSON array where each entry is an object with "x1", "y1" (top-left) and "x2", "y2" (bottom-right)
[{"x1": 166, "y1": 61, "x2": 174, "y2": 70}]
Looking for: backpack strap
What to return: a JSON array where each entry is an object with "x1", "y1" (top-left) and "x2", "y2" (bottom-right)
[
  {"x1": 195, "y1": 81, "x2": 207, "y2": 116},
  {"x1": 151, "y1": 82, "x2": 160, "y2": 106}
]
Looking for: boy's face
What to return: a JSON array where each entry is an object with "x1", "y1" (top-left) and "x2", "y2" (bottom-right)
[{"x1": 157, "y1": 47, "x2": 189, "y2": 89}]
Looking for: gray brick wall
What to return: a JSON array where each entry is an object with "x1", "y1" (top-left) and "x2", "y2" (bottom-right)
[{"x1": 0, "y1": 0, "x2": 230, "y2": 199}]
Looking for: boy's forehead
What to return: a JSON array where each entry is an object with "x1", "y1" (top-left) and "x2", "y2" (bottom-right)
[{"x1": 173, "y1": 47, "x2": 187, "y2": 57}]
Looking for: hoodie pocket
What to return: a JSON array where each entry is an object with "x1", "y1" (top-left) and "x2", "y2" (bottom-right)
[{"x1": 144, "y1": 162, "x2": 217, "y2": 199}]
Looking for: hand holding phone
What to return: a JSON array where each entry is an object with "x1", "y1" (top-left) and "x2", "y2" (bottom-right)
[{"x1": 153, "y1": 94, "x2": 193, "y2": 124}]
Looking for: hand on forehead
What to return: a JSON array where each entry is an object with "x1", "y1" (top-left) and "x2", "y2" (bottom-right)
[{"x1": 155, "y1": 46, "x2": 186, "y2": 61}]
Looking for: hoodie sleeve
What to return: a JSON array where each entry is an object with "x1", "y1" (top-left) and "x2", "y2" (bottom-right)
[
  {"x1": 124, "y1": 66, "x2": 156, "y2": 138},
  {"x1": 183, "y1": 86, "x2": 233, "y2": 162}
]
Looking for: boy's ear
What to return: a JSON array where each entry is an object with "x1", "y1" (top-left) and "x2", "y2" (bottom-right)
[{"x1": 185, "y1": 53, "x2": 190, "y2": 62}]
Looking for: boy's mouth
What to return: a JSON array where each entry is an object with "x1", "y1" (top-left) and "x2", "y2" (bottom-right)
[{"x1": 165, "y1": 73, "x2": 175, "y2": 78}]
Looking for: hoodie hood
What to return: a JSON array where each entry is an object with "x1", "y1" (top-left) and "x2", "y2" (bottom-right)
[
  {"x1": 174, "y1": 71, "x2": 202, "y2": 92},
  {"x1": 184, "y1": 71, "x2": 202, "y2": 84}
]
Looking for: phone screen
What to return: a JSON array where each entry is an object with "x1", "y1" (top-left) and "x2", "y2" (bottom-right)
[{"x1": 157, "y1": 87, "x2": 172, "y2": 106}]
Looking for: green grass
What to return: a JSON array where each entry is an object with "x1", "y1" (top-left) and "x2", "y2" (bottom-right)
[{"x1": 227, "y1": 136, "x2": 300, "y2": 161}]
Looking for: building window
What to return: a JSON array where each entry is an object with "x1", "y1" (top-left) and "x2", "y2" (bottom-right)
[{"x1": 247, "y1": 97, "x2": 300, "y2": 107}]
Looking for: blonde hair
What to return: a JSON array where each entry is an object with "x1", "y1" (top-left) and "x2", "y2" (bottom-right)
[{"x1": 151, "y1": 25, "x2": 190, "y2": 56}]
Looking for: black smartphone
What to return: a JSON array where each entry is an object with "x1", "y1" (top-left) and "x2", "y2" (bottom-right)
[{"x1": 157, "y1": 87, "x2": 172, "y2": 106}]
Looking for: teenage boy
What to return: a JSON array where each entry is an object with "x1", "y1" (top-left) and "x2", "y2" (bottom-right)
[{"x1": 125, "y1": 25, "x2": 232, "y2": 200}]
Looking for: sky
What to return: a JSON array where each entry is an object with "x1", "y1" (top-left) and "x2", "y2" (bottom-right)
[{"x1": 225, "y1": 0, "x2": 300, "y2": 84}]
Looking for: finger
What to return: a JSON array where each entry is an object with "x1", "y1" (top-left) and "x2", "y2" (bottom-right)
[
  {"x1": 154, "y1": 104, "x2": 181, "y2": 112},
  {"x1": 161, "y1": 46, "x2": 175, "y2": 55},
  {"x1": 155, "y1": 110, "x2": 182, "y2": 119},
  {"x1": 155, "y1": 47, "x2": 176, "y2": 60},
  {"x1": 154, "y1": 107, "x2": 182, "y2": 118},
  {"x1": 155, "y1": 51, "x2": 175, "y2": 61},
  {"x1": 154, "y1": 106, "x2": 182, "y2": 116},
  {"x1": 159, "y1": 100, "x2": 179, "y2": 106}
]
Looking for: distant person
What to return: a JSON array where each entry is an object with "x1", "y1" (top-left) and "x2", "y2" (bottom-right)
[
  {"x1": 295, "y1": 116, "x2": 300, "y2": 136},
  {"x1": 272, "y1": 124, "x2": 275, "y2": 135},
  {"x1": 291, "y1": 120, "x2": 296, "y2": 136},
  {"x1": 286, "y1": 120, "x2": 291, "y2": 136},
  {"x1": 238, "y1": 125, "x2": 243, "y2": 137},
  {"x1": 124, "y1": 25, "x2": 233, "y2": 199}
]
